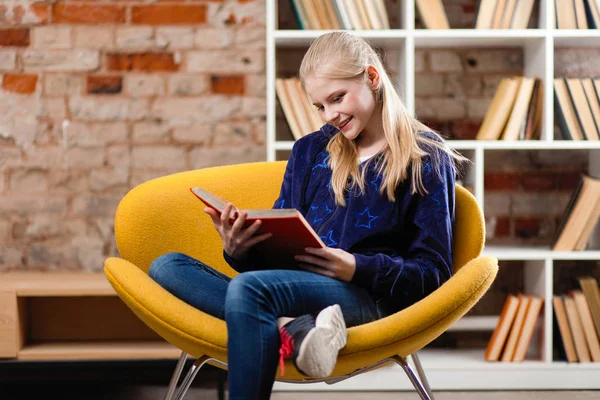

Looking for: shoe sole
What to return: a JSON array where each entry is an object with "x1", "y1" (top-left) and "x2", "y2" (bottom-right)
[{"x1": 295, "y1": 304, "x2": 348, "y2": 378}]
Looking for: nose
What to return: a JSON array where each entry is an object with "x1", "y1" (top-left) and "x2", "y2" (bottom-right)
[{"x1": 324, "y1": 107, "x2": 340, "y2": 125}]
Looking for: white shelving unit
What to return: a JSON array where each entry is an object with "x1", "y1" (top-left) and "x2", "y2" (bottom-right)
[{"x1": 268, "y1": 0, "x2": 600, "y2": 391}]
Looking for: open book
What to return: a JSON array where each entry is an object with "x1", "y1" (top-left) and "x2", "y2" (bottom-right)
[{"x1": 190, "y1": 187, "x2": 325, "y2": 266}]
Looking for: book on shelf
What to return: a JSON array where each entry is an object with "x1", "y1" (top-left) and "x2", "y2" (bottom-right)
[
  {"x1": 571, "y1": 289, "x2": 600, "y2": 361},
  {"x1": 511, "y1": 0, "x2": 535, "y2": 29},
  {"x1": 276, "y1": 77, "x2": 324, "y2": 141},
  {"x1": 290, "y1": 0, "x2": 389, "y2": 30},
  {"x1": 578, "y1": 276, "x2": 600, "y2": 339},
  {"x1": 564, "y1": 294, "x2": 592, "y2": 362},
  {"x1": 416, "y1": 0, "x2": 450, "y2": 29},
  {"x1": 554, "y1": 78, "x2": 585, "y2": 140},
  {"x1": 475, "y1": 76, "x2": 542, "y2": 141},
  {"x1": 486, "y1": 293, "x2": 544, "y2": 362},
  {"x1": 553, "y1": 295, "x2": 578, "y2": 362},
  {"x1": 555, "y1": 0, "x2": 600, "y2": 29},
  {"x1": 485, "y1": 294, "x2": 520, "y2": 361},
  {"x1": 501, "y1": 293, "x2": 531, "y2": 361},
  {"x1": 565, "y1": 78, "x2": 600, "y2": 140},
  {"x1": 551, "y1": 174, "x2": 600, "y2": 252},
  {"x1": 190, "y1": 187, "x2": 325, "y2": 266}
]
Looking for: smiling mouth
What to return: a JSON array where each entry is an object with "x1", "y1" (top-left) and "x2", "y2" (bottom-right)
[{"x1": 338, "y1": 117, "x2": 352, "y2": 129}]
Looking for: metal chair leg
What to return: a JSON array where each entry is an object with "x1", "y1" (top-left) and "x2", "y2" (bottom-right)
[
  {"x1": 392, "y1": 355, "x2": 434, "y2": 400},
  {"x1": 164, "y1": 352, "x2": 188, "y2": 400},
  {"x1": 409, "y1": 352, "x2": 433, "y2": 396},
  {"x1": 172, "y1": 355, "x2": 212, "y2": 400}
]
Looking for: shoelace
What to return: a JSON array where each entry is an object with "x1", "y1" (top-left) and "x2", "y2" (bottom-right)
[{"x1": 278, "y1": 328, "x2": 294, "y2": 376}]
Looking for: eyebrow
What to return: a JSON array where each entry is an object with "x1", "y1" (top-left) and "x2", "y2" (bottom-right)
[{"x1": 312, "y1": 90, "x2": 344, "y2": 107}]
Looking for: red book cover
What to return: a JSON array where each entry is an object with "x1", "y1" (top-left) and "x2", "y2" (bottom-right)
[{"x1": 190, "y1": 187, "x2": 325, "y2": 265}]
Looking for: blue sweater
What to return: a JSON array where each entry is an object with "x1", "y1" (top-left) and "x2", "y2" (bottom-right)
[{"x1": 224, "y1": 124, "x2": 455, "y2": 312}]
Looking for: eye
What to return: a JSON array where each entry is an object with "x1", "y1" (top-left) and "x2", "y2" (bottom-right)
[
  {"x1": 315, "y1": 105, "x2": 324, "y2": 112},
  {"x1": 333, "y1": 95, "x2": 344, "y2": 103}
]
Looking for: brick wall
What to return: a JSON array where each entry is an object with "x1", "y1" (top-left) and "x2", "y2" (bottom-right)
[
  {"x1": 1, "y1": 0, "x2": 600, "y2": 272},
  {"x1": 0, "y1": 0, "x2": 266, "y2": 272}
]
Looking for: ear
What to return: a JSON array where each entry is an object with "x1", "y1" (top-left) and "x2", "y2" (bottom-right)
[{"x1": 365, "y1": 65, "x2": 381, "y2": 91}]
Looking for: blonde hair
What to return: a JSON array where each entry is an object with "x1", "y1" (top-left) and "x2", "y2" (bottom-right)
[{"x1": 299, "y1": 31, "x2": 468, "y2": 206}]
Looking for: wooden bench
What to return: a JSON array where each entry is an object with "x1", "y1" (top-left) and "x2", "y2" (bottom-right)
[{"x1": 0, "y1": 273, "x2": 179, "y2": 361}]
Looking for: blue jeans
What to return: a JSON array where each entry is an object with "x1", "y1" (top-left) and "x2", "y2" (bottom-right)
[{"x1": 148, "y1": 252, "x2": 387, "y2": 400}]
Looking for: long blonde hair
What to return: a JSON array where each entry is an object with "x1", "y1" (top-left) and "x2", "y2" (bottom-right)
[{"x1": 299, "y1": 31, "x2": 468, "y2": 206}]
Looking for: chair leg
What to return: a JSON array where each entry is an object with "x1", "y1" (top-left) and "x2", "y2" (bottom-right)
[
  {"x1": 409, "y1": 352, "x2": 433, "y2": 396},
  {"x1": 392, "y1": 355, "x2": 434, "y2": 400},
  {"x1": 172, "y1": 355, "x2": 212, "y2": 400},
  {"x1": 164, "y1": 352, "x2": 188, "y2": 400}
]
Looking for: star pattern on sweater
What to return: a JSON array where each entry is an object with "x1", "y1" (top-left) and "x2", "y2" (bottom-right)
[
  {"x1": 310, "y1": 202, "x2": 333, "y2": 224},
  {"x1": 370, "y1": 174, "x2": 383, "y2": 192},
  {"x1": 274, "y1": 198, "x2": 286, "y2": 209},
  {"x1": 355, "y1": 207, "x2": 378, "y2": 229},
  {"x1": 312, "y1": 153, "x2": 330, "y2": 171},
  {"x1": 320, "y1": 229, "x2": 338, "y2": 247}
]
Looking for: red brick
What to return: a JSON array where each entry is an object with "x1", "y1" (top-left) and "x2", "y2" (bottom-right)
[
  {"x1": 30, "y1": 3, "x2": 50, "y2": 23},
  {"x1": 211, "y1": 75, "x2": 244, "y2": 95},
  {"x1": 131, "y1": 5, "x2": 207, "y2": 25},
  {"x1": 87, "y1": 76, "x2": 122, "y2": 95},
  {"x1": 521, "y1": 171, "x2": 556, "y2": 191},
  {"x1": 494, "y1": 216, "x2": 510, "y2": 237},
  {"x1": 450, "y1": 120, "x2": 481, "y2": 140},
  {"x1": 514, "y1": 217, "x2": 542, "y2": 239},
  {"x1": 2, "y1": 74, "x2": 38, "y2": 94},
  {"x1": 53, "y1": 4, "x2": 126, "y2": 24},
  {"x1": 107, "y1": 53, "x2": 179, "y2": 72},
  {"x1": 557, "y1": 171, "x2": 584, "y2": 191},
  {"x1": 0, "y1": 29, "x2": 30, "y2": 46},
  {"x1": 484, "y1": 171, "x2": 520, "y2": 190}
]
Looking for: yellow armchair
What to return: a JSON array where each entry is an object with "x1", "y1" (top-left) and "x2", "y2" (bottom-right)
[{"x1": 104, "y1": 161, "x2": 498, "y2": 400}]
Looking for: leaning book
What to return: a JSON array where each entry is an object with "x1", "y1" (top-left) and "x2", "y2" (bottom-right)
[{"x1": 190, "y1": 187, "x2": 325, "y2": 265}]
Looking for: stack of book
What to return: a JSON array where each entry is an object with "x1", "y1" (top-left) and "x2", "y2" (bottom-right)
[
  {"x1": 475, "y1": 76, "x2": 543, "y2": 141},
  {"x1": 554, "y1": 77, "x2": 600, "y2": 141},
  {"x1": 553, "y1": 276, "x2": 600, "y2": 362},
  {"x1": 290, "y1": 0, "x2": 390, "y2": 30},
  {"x1": 276, "y1": 77, "x2": 324, "y2": 140},
  {"x1": 474, "y1": 0, "x2": 536, "y2": 29},
  {"x1": 485, "y1": 293, "x2": 544, "y2": 362},
  {"x1": 555, "y1": 0, "x2": 600, "y2": 29},
  {"x1": 551, "y1": 174, "x2": 600, "y2": 252},
  {"x1": 416, "y1": 0, "x2": 450, "y2": 29}
]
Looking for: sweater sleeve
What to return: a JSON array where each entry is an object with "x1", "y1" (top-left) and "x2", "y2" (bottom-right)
[
  {"x1": 350, "y1": 153, "x2": 455, "y2": 310},
  {"x1": 222, "y1": 142, "x2": 298, "y2": 273}
]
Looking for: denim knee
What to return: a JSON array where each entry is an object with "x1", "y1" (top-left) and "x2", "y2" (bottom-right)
[
  {"x1": 148, "y1": 252, "x2": 188, "y2": 283},
  {"x1": 225, "y1": 273, "x2": 265, "y2": 313}
]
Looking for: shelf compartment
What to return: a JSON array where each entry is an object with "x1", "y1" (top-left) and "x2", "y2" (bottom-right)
[
  {"x1": 414, "y1": 29, "x2": 546, "y2": 48},
  {"x1": 274, "y1": 30, "x2": 406, "y2": 47}
]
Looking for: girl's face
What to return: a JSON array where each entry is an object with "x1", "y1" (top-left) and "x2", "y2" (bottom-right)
[{"x1": 304, "y1": 67, "x2": 380, "y2": 142}]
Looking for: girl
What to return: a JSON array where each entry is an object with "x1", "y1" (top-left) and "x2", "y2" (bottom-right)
[{"x1": 148, "y1": 31, "x2": 466, "y2": 399}]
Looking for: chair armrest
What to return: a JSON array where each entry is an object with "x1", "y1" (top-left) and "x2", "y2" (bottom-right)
[{"x1": 342, "y1": 255, "x2": 498, "y2": 354}]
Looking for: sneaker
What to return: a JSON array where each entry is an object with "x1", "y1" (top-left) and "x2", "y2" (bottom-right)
[{"x1": 278, "y1": 304, "x2": 347, "y2": 378}]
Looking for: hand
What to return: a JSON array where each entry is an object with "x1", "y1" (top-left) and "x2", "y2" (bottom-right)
[
  {"x1": 295, "y1": 247, "x2": 356, "y2": 282},
  {"x1": 204, "y1": 203, "x2": 273, "y2": 260}
]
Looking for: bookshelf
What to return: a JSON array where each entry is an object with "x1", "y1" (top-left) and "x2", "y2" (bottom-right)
[{"x1": 269, "y1": 0, "x2": 600, "y2": 391}]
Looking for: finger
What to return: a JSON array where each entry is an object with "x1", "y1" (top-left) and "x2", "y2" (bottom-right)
[
  {"x1": 203, "y1": 208, "x2": 221, "y2": 226},
  {"x1": 245, "y1": 232, "x2": 273, "y2": 248},
  {"x1": 231, "y1": 211, "x2": 247, "y2": 232},
  {"x1": 305, "y1": 247, "x2": 332, "y2": 259},
  {"x1": 295, "y1": 255, "x2": 329, "y2": 268},
  {"x1": 221, "y1": 203, "x2": 233, "y2": 229},
  {"x1": 240, "y1": 219, "x2": 263, "y2": 239},
  {"x1": 298, "y1": 263, "x2": 334, "y2": 278}
]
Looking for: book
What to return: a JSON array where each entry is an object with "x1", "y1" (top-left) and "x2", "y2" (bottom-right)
[
  {"x1": 564, "y1": 294, "x2": 592, "y2": 362},
  {"x1": 571, "y1": 290, "x2": 600, "y2": 361},
  {"x1": 512, "y1": 295, "x2": 544, "y2": 362},
  {"x1": 581, "y1": 78, "x2": 600, "y2": 140},
  {"x1": 511, "y1": 0, "x2": 535, "y2": 29},
  {"x1": 553, "y1": 295, "x2": 578, "y2": 362},
  {"x1": 552, "y1": 174, "x2": 600, "y2": 251},
  {"x1": 584, "y1": 0, "x2": 600, "y2": 28},
  {"x1": 485, "y1": 294, "x2": 520, "y2": 361},
  {"x1": 491, "y1": 0, "x2": 508, "y2": 29},
  {"x1": 556, "y1": 0, "x2": 578, "y2": 29},
  {"x1": 574, "y1": 0, "x2": 589, "y2": 29},
  {"x1": 500, "y1": 0, "x2": 518, "y2": 29},
  {"x1": 501, "y1": 293, "x2": 531, "y2": 361},
  {"x1": 416, "y1": 0, "x2": 450, "y2": 29},
  {"x1": 554, "y1": 78, "x2": 585, "y2": 140},
  {"x1": 275, "y1": 78, "x2": 304, "y2": 140},
  {"x1": 190, "y1": 187, "x2": 325, "y2": 266},
  {"x1": 578, "y1": 277, "x2": 600, "y2": 338},
  {"x1": 475, "y1": 0, "x2": 496, "y2": 29},
  {"x1": 502, "y1": 76, "x2": 536, "y2": 140},
  {"x1": 476, "y1": 77, "x2": 520, "y2": 140},
  {"x1": 565, "y1": 78, "x2": 599, "y2": 140}
]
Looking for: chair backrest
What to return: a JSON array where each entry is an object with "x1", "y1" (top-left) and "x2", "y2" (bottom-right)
[
  {"x1": 114, "y1": 161, "x2": 484, "y2": 276},
  {"x1": 452, "y1": 185, "x2": 485, "y2": 272}
]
